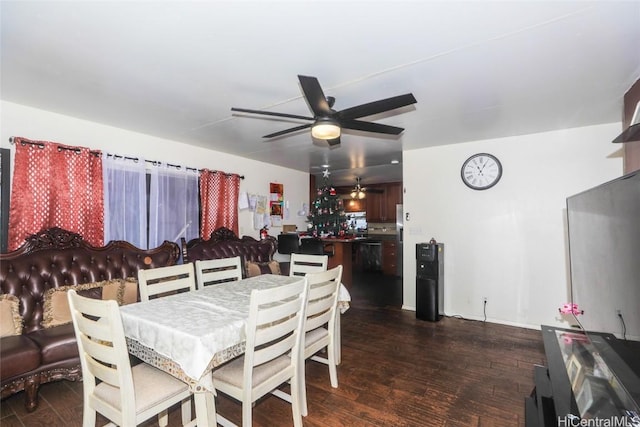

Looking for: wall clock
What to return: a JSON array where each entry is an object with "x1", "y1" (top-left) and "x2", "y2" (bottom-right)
[{"x1": 460, "y1": 153, "x2": 502, "y2": 190}]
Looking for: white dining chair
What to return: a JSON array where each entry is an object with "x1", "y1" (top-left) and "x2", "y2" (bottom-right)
[
  {"x1": 67, "y1": 289, "x2": 194, "y2": 427},
  {"x1": 212, "y1": 277, "x2": 308, "y2": 427},
  {"x1": 299, "y1": 265, "x2": 343, "y2": 416},
  {"x1": 194, "y1": 256, "x2": 242, "y2": 289},
  {"x1": 289, "y1": 253, "x2": 328, "y2": 277},
  {"x1": 138, "y1": 263, "x2": 196, "y2": 302}
]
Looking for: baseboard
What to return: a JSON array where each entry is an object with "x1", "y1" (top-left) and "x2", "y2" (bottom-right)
[{"x1": 400, "y1": 305, "x2": 539, "y2": 330}]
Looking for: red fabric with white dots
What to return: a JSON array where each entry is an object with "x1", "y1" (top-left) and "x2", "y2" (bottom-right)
[
  {"x1": 199, "y1": 169, "x2": 240, "y2": 239},
  {"x1": 8, "y1": 138, "x2": 104, "y2": 250}
]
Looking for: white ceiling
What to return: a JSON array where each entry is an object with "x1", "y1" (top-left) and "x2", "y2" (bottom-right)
[{"x1": 1, "y1": 1, "x2": 639, "y2": 187}]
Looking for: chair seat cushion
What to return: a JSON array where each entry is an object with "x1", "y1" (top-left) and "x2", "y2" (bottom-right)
[
  {"x1": 213, "y1": 354, "x2": 291, "y2": 388},
  {"x1": 27, "y1": 323, "x2": 78, "y2": 364},
  {"x1": 93, "y1": 363, "x2": 189, "y2": 414},
  {"x1": 0, "y1": 335, "x2": 41, "y2": 380}
]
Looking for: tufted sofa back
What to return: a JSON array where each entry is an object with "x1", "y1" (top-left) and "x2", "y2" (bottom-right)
[
  {"x1": 0, "y1": 227, "x2": 180, "y2": 333},
  {"x1": 181, "y1": 227, "x2": 277, "y2": 264}
]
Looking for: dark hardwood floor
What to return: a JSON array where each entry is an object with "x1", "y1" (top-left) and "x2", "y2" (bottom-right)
[{"x1": 0, "y1": 271, "x2": 545, "y2": 426}]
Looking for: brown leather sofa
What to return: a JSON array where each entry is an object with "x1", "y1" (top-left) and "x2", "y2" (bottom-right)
[
  {"x1": 0, "y1": 227, "x2": 180, "y2": 412},
  {"x1": 181, "y1": 227, "x2": 288, "y2": 275}
]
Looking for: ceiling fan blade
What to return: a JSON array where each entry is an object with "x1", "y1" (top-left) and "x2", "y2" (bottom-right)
[
  {"x1": 327, "y1": 137, "x2": 341, "y2": 146},
  {"x1": 341, "y1": 119, "x2": 405, "y2": 135},
  {"x1": 337, "y1": 93, "x2": 417, "y2": 120},
  {"x1": 263, "y1": 123, "x2": 312, "y2": 138},
  {"x1": 231, "y1": 107, "x2": 313, "y2": 121},
  {"x1": 298, "y1": 75, "x2": 332, "y2": 116}
]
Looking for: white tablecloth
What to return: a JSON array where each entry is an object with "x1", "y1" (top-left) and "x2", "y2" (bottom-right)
[{"x1": 120, "y1": 274, "x2": 350, "y2": 391}]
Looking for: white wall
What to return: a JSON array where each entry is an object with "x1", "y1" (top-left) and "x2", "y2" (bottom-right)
[
  {"x1": 0, "y1": 101, "x2": 310, "y2": 240},
  {"x1": 402, "y1": 123, "x2": 624, "y2": 329}
]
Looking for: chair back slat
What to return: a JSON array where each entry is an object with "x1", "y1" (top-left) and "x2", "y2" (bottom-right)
[
  {"x1": 195, "y1": 257, "x2": 242, "y2": 289},
  {"x1": 138, "y1": 263, "x2": 196, "y2": 301},
  {"x1": 289, "y1": 253, "x2": 328, "y2": 276},
  {"x1": 255, "y1": 314, "x2": 299, "y2": 347},
  {"x1": 253, "y1": 333, "x2": 297, "y2": 367}
]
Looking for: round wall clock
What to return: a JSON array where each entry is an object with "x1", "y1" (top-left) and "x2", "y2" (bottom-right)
[{"x1": 460, "y1": 153, "x2": 503, "y2": 190}]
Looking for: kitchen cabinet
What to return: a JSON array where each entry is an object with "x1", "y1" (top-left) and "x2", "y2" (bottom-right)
[
  {"x1": 382, "y1": 240, "x2": 397, "y2": 276},
  {"x1": 366, "y1": 182, "x2": 403, "y2": 222},
  {"x1": 343, "y1": 198, "x2": 365, "y2": 212},
  {"x1": 365, "y1": 190, "x2": 384, "y2": 221},
  {"x1": 385, "y1": 182, "x2": 403, "y2": 218}
]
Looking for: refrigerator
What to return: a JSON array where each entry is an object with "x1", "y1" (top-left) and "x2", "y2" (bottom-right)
[{"x1": 396, "y1": 204, "x2": 403, "y2": 277}]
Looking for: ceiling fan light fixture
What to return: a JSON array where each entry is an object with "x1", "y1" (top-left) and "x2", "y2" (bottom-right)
[
  {"x1": 350, "y1": 190, "x2": 365, "y2": 199},
  {"x1": 311, "y1": 117, "x2": 341, "y2": 140},
  {"x1": 351, "y1": 177, "x2": 366, "y2": 200}
]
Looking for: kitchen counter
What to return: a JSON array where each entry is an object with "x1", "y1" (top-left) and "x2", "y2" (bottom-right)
[
  {"x1": 363, "y1": 234, "x2": 397, "y2": 241},
  {"x1": 320, "y1": 237, "x2": 368, "y2": 243},
  {"x1": 319, "y1": 238, "x2": 359, "y2": 288},
  {"x1": 314, "y1": 236, "x2": 401, "y2": 284}
]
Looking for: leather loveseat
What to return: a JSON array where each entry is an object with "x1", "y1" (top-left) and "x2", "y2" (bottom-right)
[
  {"x1": 0, "y1": 227, "x2": 180, "y2": 412},
  {"x1": 181, "y1": 226, "x2": 288, "y2": 275}
]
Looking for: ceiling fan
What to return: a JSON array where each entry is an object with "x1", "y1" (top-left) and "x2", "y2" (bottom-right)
[
  {"x1": 337, "y1": 177, "x2": 384, "y2": 199},
  {"x1": 231, "y1": 75, "x2": 417, "y2": 146}
]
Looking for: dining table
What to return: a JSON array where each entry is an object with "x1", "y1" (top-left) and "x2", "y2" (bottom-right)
[{"x1": 119, "y1": 273, "x2": 351, "y2": 427}]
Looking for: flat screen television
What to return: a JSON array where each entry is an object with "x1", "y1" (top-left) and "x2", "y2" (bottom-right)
[{"x1": 566, "y1": 170, "x2": 640, "y2": 415}]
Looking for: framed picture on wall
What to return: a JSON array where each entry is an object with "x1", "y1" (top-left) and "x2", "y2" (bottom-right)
[{"x1": 269, "y1": 182, "x2": 284, "y2": 222}]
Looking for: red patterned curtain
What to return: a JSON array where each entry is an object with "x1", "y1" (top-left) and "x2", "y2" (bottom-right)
[
  {"x1": 200, "y1": 169, "x2": 240, "y2": 238},
  {"x1": 8, "y1": 137, "x2": 104, "y2": 250}
]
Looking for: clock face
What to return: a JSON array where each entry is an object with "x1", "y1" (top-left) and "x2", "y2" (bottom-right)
[{"x1": 461, "y1": 153, "x2": 502, "y2": 190}]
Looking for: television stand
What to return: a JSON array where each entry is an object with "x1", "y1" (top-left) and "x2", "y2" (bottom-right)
[{"x1": 525, "y1": 325, "x2": 640, "y2": 427}]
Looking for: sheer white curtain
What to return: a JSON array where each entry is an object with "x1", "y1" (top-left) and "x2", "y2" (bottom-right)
[
  {"x1": 102, "y1": 155, "x2": 147, "y2": 248},
  {"x1": 148, "y1": 163, "x2": 199, "y2": 249}
]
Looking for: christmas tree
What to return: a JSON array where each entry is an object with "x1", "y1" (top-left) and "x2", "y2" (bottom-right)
[{"x1": 307, "y1": 170, "x2": 348, "y2": 237}]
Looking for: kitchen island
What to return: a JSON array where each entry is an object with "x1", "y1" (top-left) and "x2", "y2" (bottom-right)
[{"x1": 320, "y1": 237, "x2": 366, "y2": 288}]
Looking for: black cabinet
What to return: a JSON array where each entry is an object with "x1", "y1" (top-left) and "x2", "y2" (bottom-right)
[{"x1": 415, "y1": 243, "x2": 444, "y2": 321}]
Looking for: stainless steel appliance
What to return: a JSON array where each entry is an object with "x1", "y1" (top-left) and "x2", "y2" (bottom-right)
[
  {"x1": 396, "y1": 204, "x2": 403, "y2": 277},
  {"x1": 359, "y1": 240, "x2": 382, "y2": 271}
]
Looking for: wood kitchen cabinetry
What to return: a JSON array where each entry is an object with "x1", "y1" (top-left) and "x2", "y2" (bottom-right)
[
  {"x1": 366, "y1": 182, "x2": 403, "y2": 222},
  {"x1": 365, "y1": 191, "x2": 383, "y2": 221},
  {"x1": 343, "y1": 198, "x2": 365, "y2": 212},
  {"x1": 333, "y1": 181, "x2": 403, "y2": 221},
  {"x1": 382, "y1": 240, "x2": 398, "y2": 276}
]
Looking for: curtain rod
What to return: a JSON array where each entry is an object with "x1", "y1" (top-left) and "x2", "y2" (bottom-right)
[
  {"x1": 8, "y1": 137, "x2": 245, "y2": 179},
  {"x1": 105, "y1": 153, "x2": 245, "y2": 179},
  {"x1": 9, "y1": 136, "x2": 101, "y2": 157}
]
